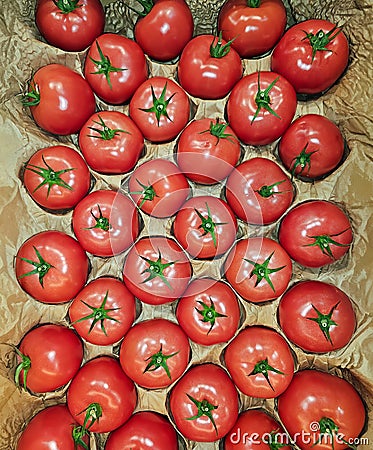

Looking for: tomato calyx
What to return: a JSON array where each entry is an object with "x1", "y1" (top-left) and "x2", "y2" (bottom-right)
[
  {"x1": 302, "y1": 25, "x2": 343, "y2": 62},
  {"x1": 21, "y1": 84, "x2": 40, "y2": 107},
  {"x1": 247, "y1": 0, "x2": 261, "y2": 7},
  {"x1": 85, "y1": 204, "x2": 112, "y2": 232},
  {"x1": 53, "y1": 0, "x2": 82, "y2": 14},
  {"x1": 140, "y1": 250, "x2": 176, "y2": 289},
  {"x1": 71, "y1": 425, "x2": 89, "y2": 450},
  {"x1": 196, "y1": 297, "x2": 228, "y2": 334},
  {"x1": 125, "y1": 0, "x2": 154, "y2": 17},
  {"x1": 14, "y1": 348, "x2": 31, "y2": 391},
  {"x1": 194, "y1": 202, "x2": 227, "y2": 248},
  {"x1": 252, "y1": 72, "x2": 281, "y2": 124},
  {"x1": 143, "y1": 344, "x2": 179, "y2": 380},
  {"x1": 244, "y1": 252, "x2": 286, "y2": 292},
  {"x1": 210, "y1": 32, "x2": 236, "y2": 58},
  {"x1": 130, "y1": 179, "x2": 159, "y2": 208},
  {"x1": 18, "y1": 246, "x2": 54, "y2": 287},
  {"x1": 306, "y1": 302, "x2": 340, "y2": 345},
  {"x1": 89, "y1": 40, "x2": 126, "y2": 89},
  {"x1": 185, "y1": 393, "x2": 218, "y2": 435},
  {"x1": 78, "y1": 402, "x2": 103, "y2": 430},
  {"x1": 314, "y1": 417, "x2": 357, "y2": 450},
  {"x1": 248, "y1": 357, "x2": 284, "y2": 391},
  {"x1": 199, "y1": 118, "x2": 236, "y2": 145},
  {"x1": 304, "y1": 228, "x2": 351, "y2": 259},
  {"x1": 290, "y1": 143, "x2": 318, "y2": 179},
  {"x1": 87, "y1": 114, "x2": 128, "y2": 140},
  {"x1": 140, "y1": 82, "x2": 176, "y2": 126},
  {"x1": 255, "y1": 179, "x2": 288, "y2": 198}
]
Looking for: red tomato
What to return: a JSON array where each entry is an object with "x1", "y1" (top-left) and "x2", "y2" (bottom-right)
[
  {"x1": 225, "y1": 157, "x2": 294, "y2": 225},
  {"x1": 22, "y1": 64, "x2": 96, "y2": 135},
  {"x1": 278, "y1": 200, "x2": 353, "y2": 268},
  {"x1": 277, "y1": 370, "x2": 366, "y2": 450},
  {"x1": 271, "y1": 19, "x2": 349, "y2": 95},
  {"x1": 129, "y1": 76, "x2": 190, "y2": 143},
  {"x1": 15, "y1": 230, "x2": 89, "y2": 304},
  {"x1": 224, "y1": 326, "x2": 294, "y2": 398},
  {"x1": 84, "y1": 33, "x2": 148, "y2": 105},
  {"x1": 227, "y1": 71, "x2": 297, "y2": 146},
  {"x1": 72, "y1": 189, "x2": 139, "y2": 257},
  {"x1": 67, "y1": 355, "x2": 137, "y2": 433},
  {"x1": 224, "y1": 237, "x2": 292, "y2": 303},
  {"x1": 172, "y1": 195, "x2": 238, "y2": 260},
  {"x1": 23, "y1": 145, "x2": 91, "y2": 211},
  {"x1": 69, "y1": 277, "x2": 136, "y2": 346},
  {"x1": 105, "y1": 411, "x2": 179, "y2": 450},
  {"x1": 278, "y1": 114, "x2": 345, "y2": 180},
  {"x1": 122, "y1": 236, "x2": 192, "y2": 305},
  {"x1": 176, "y1": 278, "x2": 241, "y2": 346},
  {"x1": 119, "y1": 318, "x2": 190, "y2": 389},
  {"x1": 35, "y1": 0, "x2": 105, "y2": 52},
  {"x1": 176, "y1": 117, "x2": 241, "y2": 184},
  {"x1": 169, "y1": 363, "x2": 239, "y2": 442},
  {"x1": 15, "y1": 324, "x2": 83, "y2": 393},
  {"x1": 218, "y1": 0, "x2": 287, "y2": 58},
  {"x1": 134, "y1": 0, "x2": 194, "y2": 62},
  {"x1": 128, "y1": 158, "x2": 190, "y2": 218},
  {"x1": 177, "y1": 33, "x2": 243, "y2": 99},
  {"x1": 78, "y1": 110, "x2": 144, "y2": 175},
  {"x1": 278, "y1": 281, "x2": 356, "y2": 353}
]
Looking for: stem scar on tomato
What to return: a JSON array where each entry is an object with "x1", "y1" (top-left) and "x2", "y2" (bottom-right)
[
  {"x1": 252, "y1": 72, "x2": 281, "y2": 124},
  {"x1": 304, "y1": 228, "x2": 351, "y2": 259},
  {"x1": 17, "y1": 246, "x2": 54, "y2": 287},
  {"x1": 248, "y1": 357, "x2": 284, "y2": 391},
  {"x1": 185, "y1": 393, "x2": 218, "y2": 435},
  {"x1": 302, "y1": 25, "x2": 343, "y2": 61},
  {"x1": 84, "y1": 204, "x2": 112, "y2": 231},
  {"x1": 140, "y1": 249, "x2": 177, "y2": 289},
  {"x1": 87, "y1": 114, "x2": 128, "y2": 140},
  {"x1": 244, "y1": 251, "x2": 286, "y2": 292},
  {"x1": 89, "y1": 40, "x2": 126, "y2": 89},
  {"x1": 194, "y1": 202, "x2": 227, "y2": 248},
  {"x1": 306, "y1": 302, "x2": 340, "y2": 345},
  {"x1": 195, "y1": 297, "x2": 228, "y2": 334},
  {"x1": 143, "y1": 344, "x2": 179, "y2": 380},
  {"x1": 139, "y1": 82, "x2": 176, "y2": 125}
]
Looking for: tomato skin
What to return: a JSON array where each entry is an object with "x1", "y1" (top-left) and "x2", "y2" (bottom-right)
[
  {"x1": 278, "y1": 200, "x2": 353, "y2": 268},
  {"x1": 278, "y1": 281, "x2": 356, "y2": 353},
  {"x1": 218, "y1": 0, "x2": 287, "y2": 58},
  {"x1": 277, "y1": 370, "x2": 366, "y2": 450},
  {"x1": 15, "y1": 230, "x2": 89, "y2": 304},
  {"x1": 271, "y1": 19, "x2": 349, "y2": 95},
  {"x1": 23, "y1": 145, "x2": 91, "y2": 211}
]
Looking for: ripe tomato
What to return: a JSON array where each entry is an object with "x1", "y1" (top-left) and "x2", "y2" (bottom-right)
[
  {"x1": 129, "y1": 76, "x2": 190, "y2": 143},
  {"x1": 78, "y1": 110, "x2": 144, "y2": 175},
  {"x1": 119, "y1": 318, "x2": 190, "y2": 389},
  {"x1": 22, "y1": 64, "x2": 96, "y2": 135},
  {"x1": 105, "y1": 411, "x2": 179, "y2": 450},
  {"x1": 176, "y1": 117, "x2": 241, "y2": 185},
  {"x1": 218, "y1": 0, "x2": 287, "y2": 58},
  {"x1": 177, "y1": 33, "x2": 243, "y2": 100},
  {"x1": 176, "y1": 277, "x2": 241, "y2": 346},
  {"x1": 15, "y1": 230, "x2": 89, "y2": 304},
  {"x1": 169, "y1": 363, "x2": 239, "y2": 442},
  {"x1": 224, "y1": 237, "x2": 292, "y2": 303},
  {"x1": 122, "y1": 236, "x2": 192, "y2": 305},
  {"x1": 84, "y1": 33, "x2": 148, "y2": 105},
  {"x1": 14, "y1": 323, "x2": 83, "y2": 394},
  {"x1": 227, "y1": 71, "x2": 297, "y2": 146},
  {"x1": 67, "y1": 355, "x2": 137, "y2": 433},
  {"x1": 133, "y1": 0, "x2": 194, "y2": 62},
  {"x1": 35, "y1": 0, "x2": 105, "y2": 52},
  {"x1": 128, "y1": 158, "x2": 190, "y2": 218},
  {"x1": 224, "y1": 326, "x2": 294, "y2": 398},
  {"x1": 278, "y1": 114, "x2": 345, "y2": 180},
  {"x1": 271, "y1": 19, "x2": 349, "y2": 95},
  {"x1": 172, "y1": 195, "x2": 238, "y2": 260},
  {"x1": 23, "y1": 145, "x2": 91, "y2": 212},
  {"x1": 278, "y1": 280, "x2": 356, "y2": 353},
  {"x1": 225, "y1": 157, "x2": 294, "y2": 225},
  {"x1": 278, "y1": 200, "x2": 353, "y2": 268},
  {"x1": 277, "y1": 370, "x2": 366, "y2": 450},
  {"x1": 72, "y1": 189, "x2": 139, "y2": 257},
  {"x1": 69, "y1": 277, "x2": 136, "y2": 346}
]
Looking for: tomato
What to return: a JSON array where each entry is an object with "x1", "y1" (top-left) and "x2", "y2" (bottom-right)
[
  {"x1": 169, "y1": 363, "x2": 239, "y2": 442},
  {"x1": 227, "y1": 71, "x2": 297, "y2": 146},
  {"x1": 271, "y1": 19, "x2": 349, "y2": 95},
  {"x1": 278, "y1": 281, "x2": 356, "y2": 353},
  {"x1": 172, "y1": 195, "x2": 238, "y2": 260},
  {"x1": 35, "y1": 0, "x2": 105, "y2": 52},
  {"x1": 278, "y1": 114, "x2": 345, "y2": 180},
  {"x1": 224, "y1": 326, "x2": 294, "y2": 398},
  {"x1": 105, "y1": 410, "x2": 179, "y2": 450},
  {"x1": 278, "y1": 200, "x2": 353, "y2": 268},
  {"x1": 16, "y1": 404, "x2": 89, "y2": 450},
  {"x1": 22, "y1": 64, "x2": 96, "y2": 135},
  {"x1": 277, "y1": 369, "x2": 366, "y2": 450},
  {"x1": 177, "y1": 33, "x2": 243, "y2": 100},
  {"x1": 129, "y1": 76, "x2": 190, "y2": 143},
  {"x1": 133, "y1": 0, "x2": 194, "y2": 62},
  {"x1": 176, "y1": 117, "x2": 241, "y2": 185},
  {"x1": 122, "y1": 236, "x2": 192, "y2": 305},
  {"x1": 67, "y1": 355, "x2": 137, "y2": 433},
  {"x1": 225, "y1": 157, "x2": 294, "y2": 225},
  {"x1": 15, "y1": 230, "x2": 89, "y2": 304},
  {"x1": 176, "y1": 278, "x2": 241, "y2": 346},
  {"x1": 128, "y1": 158, "x2": 190, "y2": 218},
  {"x1": 69, "y1": 277, "x2": 136, "y2": 346},
  {"x1": 72, "y1": 189, "x2": 139, "y2": 257},
  {"x1": 14, "y1": 323, "x2": 83, "y2": 394},
  {"x1": 218, "y1": 0, "x2": 287, "y2": 59},
  {"x1": 224, "y1": 237, "x2": 292, "y2": 303},
  {"x1": 78, "y1": 110, "x2": 144, "y2": 175},
  {"x1": 119, "y1": 318, "x2": 190, "y2": 389},
  {"x1": 84, "y1": 33, "x2": 148, "y2": 105}
]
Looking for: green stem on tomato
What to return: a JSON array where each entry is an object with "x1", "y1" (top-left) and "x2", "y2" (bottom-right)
[
  {"x1": 17, "y1": 246, "x2": 54, "y2": 287},
  {"x1": 53, "y1": 0, "x2": 82, "y2": 14},
  {"x1": 252, "y1": 72, "x2": 281, "y2": 124}
]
